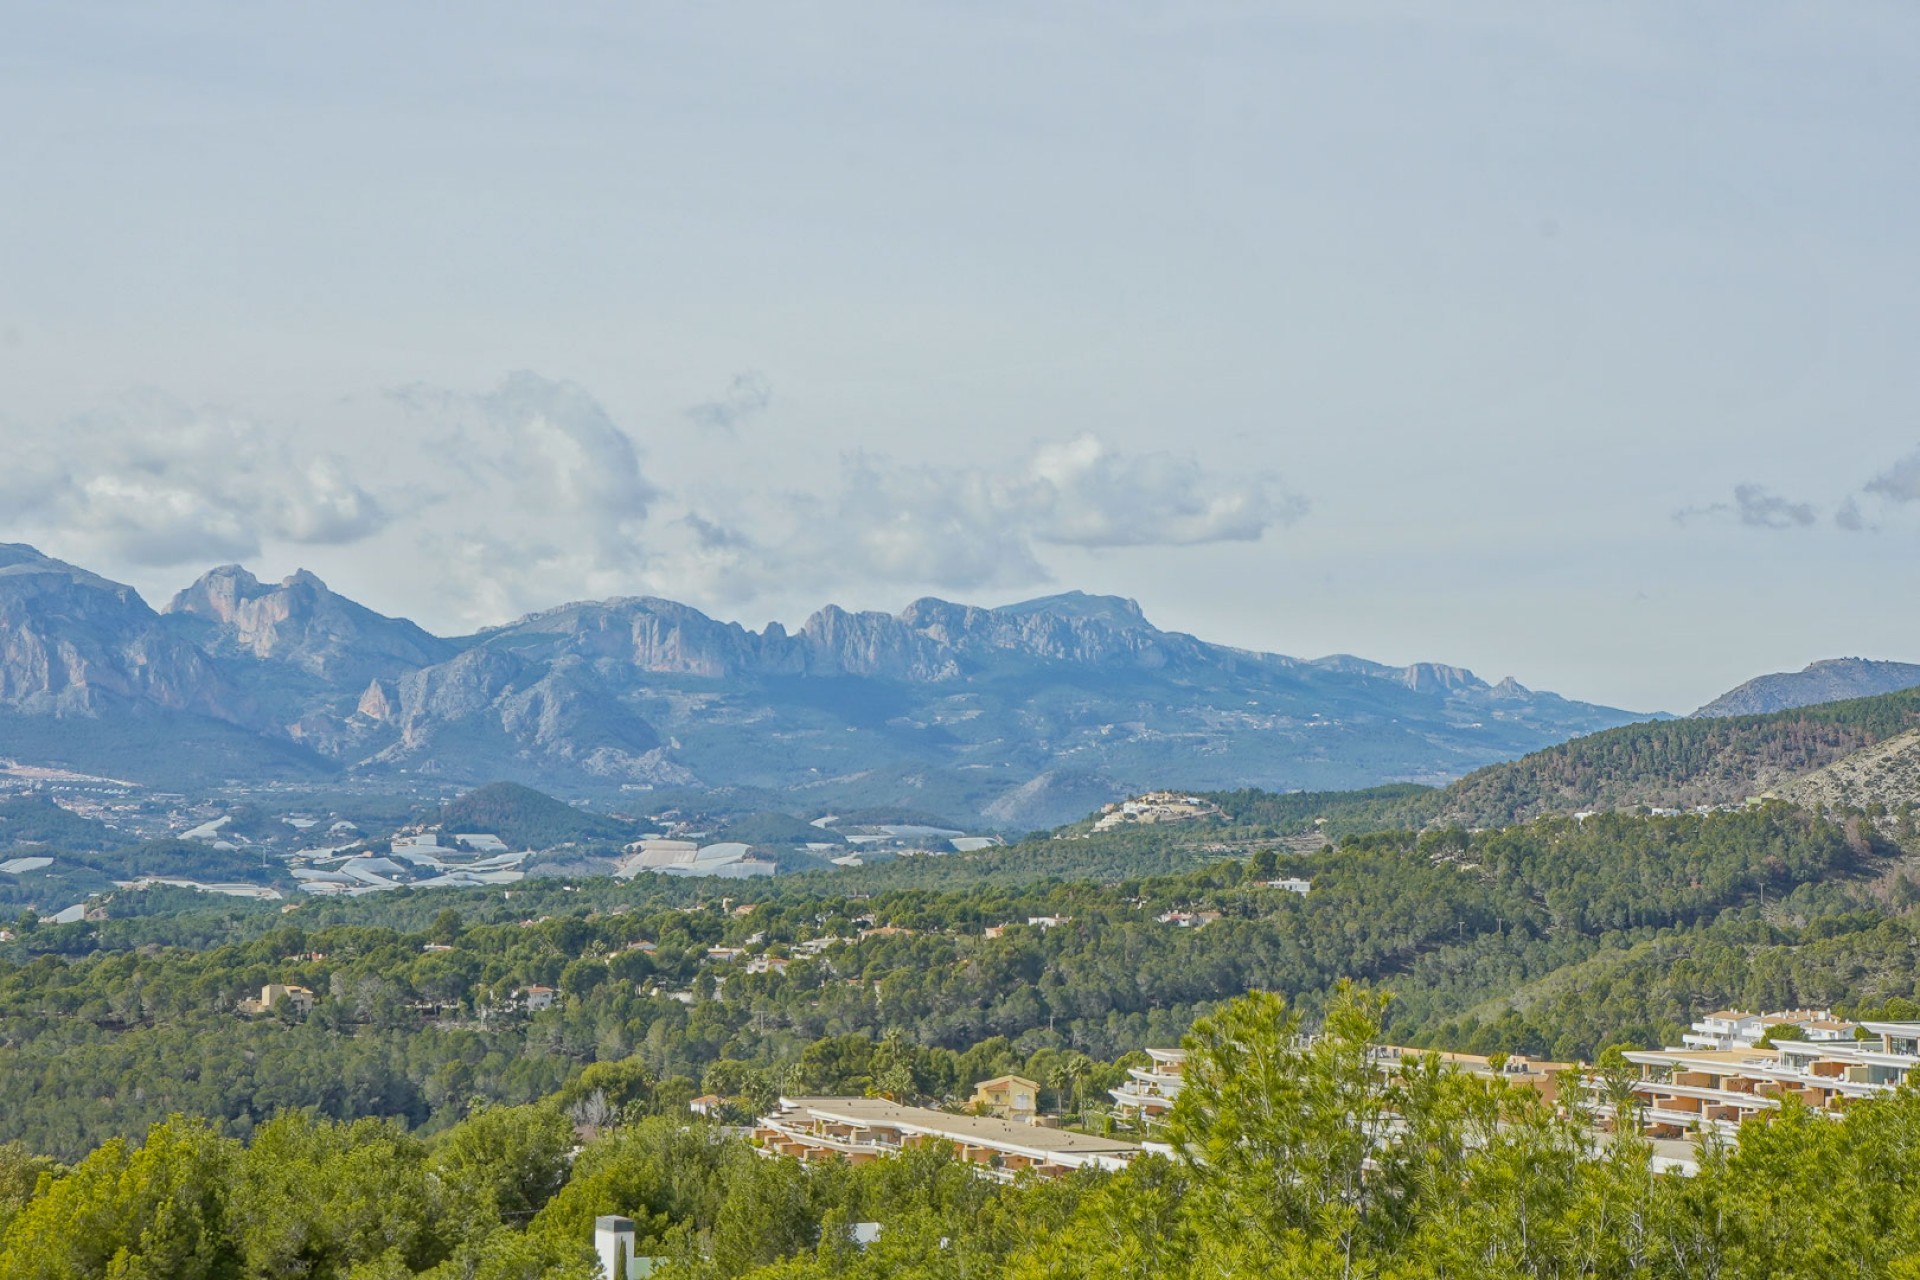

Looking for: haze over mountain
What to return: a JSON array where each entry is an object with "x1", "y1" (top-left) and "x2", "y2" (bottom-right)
[
  {"x1": 0, "y1": 544, "x2": 1647, "y2": 826},
  {"x1": 1692, "y1": 658, "x2": 1920, "y2": 719}
]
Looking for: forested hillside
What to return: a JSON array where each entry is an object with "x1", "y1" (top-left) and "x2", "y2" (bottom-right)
[
  {"x1": 0, "y1": 795, "x2": 128, "y2": 850},
  {"x1": 7, "y1": 771, "x2": 1920, "y2": 1277},
  {"x1": 435, "y1": 781, "x2": 640, "y2": 849},
  {"x1": 6, "y1": 985, "x2": 1920, "y2": 1278},
  {"x1": 1436, "y1": 687, "x2": 1920, "y2": 826},
  {"x1": 0, "y1": 801, "x2": 1899, "y2": 1159}
]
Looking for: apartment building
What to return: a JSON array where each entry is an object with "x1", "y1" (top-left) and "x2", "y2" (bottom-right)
[
  {"x1": 1680, "y1": 1008, "x2": 1856, "y2": 1051},
  {"x1": 1605, "y1": 1011, "x2": 1920, "y2": 1145},
  {"x1": 1110, "y1": 1048, "x2": 1187, "y2": 1123},
  {"x1": 1371, "y1": 1045, "x2": 1577, "y2": 1103},
  {"x1": 1111, "y1": 1040, "x2": 1572, "y2": 1125},
  {"x1": 754, "y1": 1097, "x2": 1139, "y2": 1179}
]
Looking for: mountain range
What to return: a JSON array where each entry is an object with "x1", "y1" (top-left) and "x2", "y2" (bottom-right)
[{"x1": 0, "y1": 543, "x2": 1651, "y2": 826}]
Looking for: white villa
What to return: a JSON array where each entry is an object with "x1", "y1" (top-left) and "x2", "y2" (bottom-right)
[
  {"x1": 1679, "y1": 1008, "x2": 1856, "y2": 1052},
  {"x1": 1110, "y1": 1048, "x2": 1187, "y2": 1123}
]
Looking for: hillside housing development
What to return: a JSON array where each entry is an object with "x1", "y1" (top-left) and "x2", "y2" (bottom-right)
[
  {"x1": 1093, "y1": 792, "x2": 1221, "y2": 831},
  {"x1": 1601, "y1": 1008, "x2": 1920, "y2": 1149},
  {"x1": 1109, "y1": 1042, "x2": 1573, "y2": 1125}
]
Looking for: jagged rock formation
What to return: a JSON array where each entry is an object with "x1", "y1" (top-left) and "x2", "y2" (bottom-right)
[
  {"x1": 0, "y1": 548, "x2": 1648, "y2": 824},
  {"x1": 165, "y1": 565, "x2": 455, "y2": 685},
  {"x1": 1694, "y1": 658, "x2": 1920, "y2": 719},
  {"x1": 0, "y1": 544, "x2": 250, "y2": 723}
]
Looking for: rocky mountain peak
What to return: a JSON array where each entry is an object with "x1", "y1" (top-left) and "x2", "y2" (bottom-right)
[
  {"x1": 0, "y1": 543, "x2": 44, "y2": 570},
  {"x1": 0, "y1": 547, "x2": 244, "y2": 721},
  {"x1": 164, "y1": 563, "x2": 454, "y2": 683},
  {"x1": 989, "y1": 591, "x2": 1152, "y2": 628},
  {"x1": 0, "y1": 543, "x2": 149, "y2": 608},
  {"x1": 481, "y1": 596, "x2": 798, "y2": 677},
  {"x1": 165, "y1": 565, "x2": 267, "y2": 624},
  {"x1": 799, "y1": 604, "x2": 959, "y2": 679},
  {"x1": 0, "y1": 550, "x2": 1649, "y2": 816},
  {"x1": 1401, "y1": 663, "x2": 1485, "y2": 695}
]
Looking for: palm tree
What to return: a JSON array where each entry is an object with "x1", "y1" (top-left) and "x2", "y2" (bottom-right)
[{"x1": 1050, "y1": 1053, "x2": 1093, "y2": 1126}]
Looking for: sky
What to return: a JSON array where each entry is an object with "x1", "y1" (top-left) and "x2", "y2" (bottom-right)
[{"x1": 2, "y1": 3, "x2": 1919, "y2": 714}]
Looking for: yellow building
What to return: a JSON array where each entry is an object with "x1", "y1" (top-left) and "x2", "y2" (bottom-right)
[{"x1": 968, "y1": 1074, "x2": 1041, "y2": 1119}]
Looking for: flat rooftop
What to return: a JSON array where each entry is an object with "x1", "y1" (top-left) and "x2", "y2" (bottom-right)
[
  {"x1": 773, "y1": 1097, "x2": 1141, "y2": 1157},
  {"x1": 1625, "y1": 1047, "x2": 1782, "y2": 1066},
  {"x1": 1376, "y1": 1046, "x2": 1576, "y2": 1074}
]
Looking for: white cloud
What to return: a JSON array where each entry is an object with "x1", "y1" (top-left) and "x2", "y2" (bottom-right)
[
  {"x1": 381, "y1": 372, "x2": 668, "y2": 621},
  {"x1": 3, "y1": 394, "x2": 391, "y2": 567},
  {"x1": 393, "y1": 371, "x2": 659, "y2": 568},
  {"x1": 665, "y1": 432, "x2": 1305, "y2": 602},
  {"x1": 0, "y1": 374, "x2": 1307, "y2": 630},
  {"x1": 1026, "y1": 433, "x2": 1297, "y2": 548}
]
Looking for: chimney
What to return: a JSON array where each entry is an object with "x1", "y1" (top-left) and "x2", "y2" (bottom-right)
[{"x1": 594, "y1": 1215, "x2": 637, "y2": 1279}]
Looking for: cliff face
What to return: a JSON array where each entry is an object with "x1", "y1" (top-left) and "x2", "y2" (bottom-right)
[
  {"x1": 795, "y1": 605, "x2": 962, "y2": 680},
  {"x1": 165, "y1": 565, "x2": 455, "y2": 684},
  {"x1": 892, "y1": 593, "x2": 1187, "y2": 670},
  {"x1": 476, "y1": 591, "x2": 1195, "y2": 681},
  {"x1": 351, "y1": 646, "x2": 674, "y2": 781},
  {"x1": 0, "y1": 545, "x2": 252, "y2": 723},
  {"x1": 473, "y1": 592, "x2": 1182, "y2": 681},
  {"x1": 477, "y1": 598, "x2": 805, "y2": 678}
]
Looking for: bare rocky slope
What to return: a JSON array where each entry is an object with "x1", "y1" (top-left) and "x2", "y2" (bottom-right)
[
  {"x1": 1773, "y1": 728, "x2": 1920, "y2": 812},
  {"x1": 166, "y1": 564, "x2": 455, "y2": 684},
  {"x1": 0, "y1": 545, "x2": 250, "y2": 724}
]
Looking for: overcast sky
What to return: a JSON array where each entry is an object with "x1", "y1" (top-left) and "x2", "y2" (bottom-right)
[{"x1": 3, "y1": 3, "x2": 1919, "y2": 713}]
